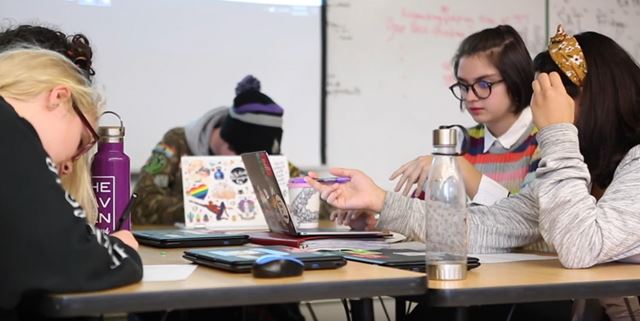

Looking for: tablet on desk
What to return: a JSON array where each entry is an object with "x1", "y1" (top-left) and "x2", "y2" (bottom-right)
[
  {"x1": 337, "y1": 248, "x2": 480, "y2": 272},
  {"x1": 133, "y1": 229, "x2": 249, "y2": 248},
  {"x1": 183, "y1": 245, "x2": 347, "y2": 272}
]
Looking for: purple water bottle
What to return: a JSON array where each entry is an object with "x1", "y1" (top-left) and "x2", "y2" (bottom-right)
[{"x1": 92, "y1": 111, "x2": 131, "y2": 233}]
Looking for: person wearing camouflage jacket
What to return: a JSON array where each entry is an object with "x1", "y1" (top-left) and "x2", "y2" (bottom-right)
[{"x1": 132, "y1": 76, "x2": 300, "y2": 225}]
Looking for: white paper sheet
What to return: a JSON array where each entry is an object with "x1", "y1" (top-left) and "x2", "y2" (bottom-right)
[
  {"x1": 143, "y1": 264, "x2": 197, "y2": 282},
  {"x1": 389, "y1": 242, "x2": 558, "y2": 263},
  {"x1": 470, "y1": 253, "x2": 557, "y2": 264}
]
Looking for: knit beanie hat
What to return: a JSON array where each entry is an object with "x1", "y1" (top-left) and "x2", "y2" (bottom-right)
[{"x1": 220, "y1": 75, "x2": 284, "y2": 155}]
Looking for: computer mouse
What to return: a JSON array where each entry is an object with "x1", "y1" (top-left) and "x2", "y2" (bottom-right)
[{"x1": 252, "y1": 255, "x2": 304, "y2": 278}]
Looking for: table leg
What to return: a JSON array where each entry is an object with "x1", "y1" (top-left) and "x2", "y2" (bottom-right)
[
  {"x1": 395, "y1": 298, "x2": 407, "y2": 321},
  {"x1": 454, "y1": 307, "x2": 468, "y2": 321},
  {"x1": 350, "y1": 298, "x2": 374, "y2": 321}
]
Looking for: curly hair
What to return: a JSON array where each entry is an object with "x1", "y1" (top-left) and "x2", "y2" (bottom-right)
[{"x1": 0, "y1": 25, "x2": 95, "y2": 80}]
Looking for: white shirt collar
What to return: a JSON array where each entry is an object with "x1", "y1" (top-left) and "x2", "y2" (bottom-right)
[{"x1": 483, "y1": 107, "x2": 532, "y2": 153}]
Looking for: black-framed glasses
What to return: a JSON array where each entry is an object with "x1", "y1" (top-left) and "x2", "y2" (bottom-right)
[
  {"x1": 71, "y1": 102, "x2": 99, "y2": 161},
  {"x1": 449, "y1": 79, "x2": 505, "y2": 101}
]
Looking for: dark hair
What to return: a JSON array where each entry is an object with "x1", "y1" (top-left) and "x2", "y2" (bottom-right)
[
  {"x1": 534, "y1": 32, "x2": 640, "y2": 189},
  {"x1": 533, "y1": 51, "x2": 580, "y2": 98},
  {"x1": 0, "y1": 25, "x2": 95, "y2": 80},
  {"x1": 453, "y1": 25, "x2": 534, "y2": 114}
]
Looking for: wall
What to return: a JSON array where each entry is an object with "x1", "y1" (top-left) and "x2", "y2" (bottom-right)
[
  {"x1": 1, "y1": 0, "x2": 322, "y2": 170},
  {"x1": 326, "y1": 0, "x2": 546, "y2": 189},
  {"x1": 549, "y1": 0, "x2": 640, "y2": 60}
]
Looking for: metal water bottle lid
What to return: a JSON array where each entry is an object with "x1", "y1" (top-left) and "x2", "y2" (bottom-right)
[
  {"x1": 432, "y1": 127, "x2": 458, "y2": 147},
  {"x1": 427, "y1": 261, "x2": 467, "y2": 280},
  {"x1": 98, "y1": 111, "x2": 125, "y2": 143}
]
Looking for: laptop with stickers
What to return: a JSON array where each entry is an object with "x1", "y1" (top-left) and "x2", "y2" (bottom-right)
[
  {"x1": 180, "y1": 155, "x2": 289, "y2": 230},
  {"x1": 241, "y1": 151, "x2": 384, "y2": 237}
]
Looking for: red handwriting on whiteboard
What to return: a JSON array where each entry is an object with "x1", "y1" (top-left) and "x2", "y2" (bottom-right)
[{"x1": 385, "y1": 5, "x2": 532, "y2": 41}]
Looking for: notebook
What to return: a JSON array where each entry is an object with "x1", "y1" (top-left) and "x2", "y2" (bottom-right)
[
  {"x1": 180, "y1": 155, "x2": 290, "y2": 230},
  {"x1": 133, "y1": 229, "x2": 249, "y2": 248},
  {"x1": 241, "y1": 151, "x2": 384, "y2": 237},
  {"x1": 182, "y1": 245, "x2": 347, "y2": 272},
  {"x1": 338, "y1": 248, "x2": 481, "y2": 272}
]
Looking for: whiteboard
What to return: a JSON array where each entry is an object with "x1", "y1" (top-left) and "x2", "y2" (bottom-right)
[
  {"x1": 326, "y1": 0, "x2": 546, "y2": 189},
  {"x1": 549, "y1": 0, "x2": 640, "y2": 61},
  {"x1": 1, "y1": 0, "x2": 322, "y2": 170}
]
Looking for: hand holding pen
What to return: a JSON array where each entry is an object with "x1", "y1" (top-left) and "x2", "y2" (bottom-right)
[
  {"x1": 289, "y1": 176, "x2": 351, "y2": 184},
  {"x1": 115, "y1": 193, "x2": 138, "y2": 231},
  {"x1": 313, "y1": 177, "x2": 351, "y2": 184},
  {"x1": 305, "y1": 168, "x2": 386, "y2": 213},
  {"x1": 110, "y1": 193, "x2": 139, "y2": 250}
]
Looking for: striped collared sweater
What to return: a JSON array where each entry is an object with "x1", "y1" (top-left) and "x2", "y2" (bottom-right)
[{"x1": 464, "y1": 123, "x2": 540, "y2": 196}]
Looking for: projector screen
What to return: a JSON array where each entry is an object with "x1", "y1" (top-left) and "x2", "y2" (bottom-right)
[{"x1": 2, "y1": 0, "x2": 322, "y2": 170}]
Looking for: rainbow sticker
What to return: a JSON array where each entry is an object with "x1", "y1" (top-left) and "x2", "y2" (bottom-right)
[{"x1": 188, "y1": 183, "x2": 208, "y2": 200}]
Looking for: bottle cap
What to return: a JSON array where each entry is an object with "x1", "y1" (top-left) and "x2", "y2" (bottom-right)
[
  {"x1": 98, "y1": 126, "x2": 125, "y2": 138},
  {"x1": 432, "y1": 127, "x2": 458, "y2": 147},
  {"x1": 98, "y1": 111, "x2": 125, "y2": 142},
  {"x1": 427, "y1": 261, "x2": 467, "y2": 280}
]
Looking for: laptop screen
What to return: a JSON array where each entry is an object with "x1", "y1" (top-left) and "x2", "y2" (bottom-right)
[
  {"x1": 180, "y1": 155, "x2": 290, "y2": 230},
  {"x1": 241, "y1": 151, "x2": 299, "y2": 235}
]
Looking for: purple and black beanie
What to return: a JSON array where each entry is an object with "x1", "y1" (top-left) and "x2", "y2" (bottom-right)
[{"x1": 220, "y1": 75, "x2": 284, "y2": 155}]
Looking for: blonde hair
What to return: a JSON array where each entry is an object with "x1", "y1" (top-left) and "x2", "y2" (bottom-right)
[
  {"x1": 61, "y1": 154, "x2": 99, "y2": 224},
  {"x1": 0, "y1": 47, "x2": 101, "y2": 223},
  {"x1": 0, "y1": 46, "x2": 99, "y2": 122}
]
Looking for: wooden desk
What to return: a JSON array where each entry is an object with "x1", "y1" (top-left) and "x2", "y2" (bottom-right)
[
  {"x1": 427, "y1": 259, "x2": 640, "y2": 307},
  {"x1": 394, "y1": 259, "x2": 640, "y2": 321},
  {"x1": 40, "y1": 246, "x2": 426, "y2": 318}
]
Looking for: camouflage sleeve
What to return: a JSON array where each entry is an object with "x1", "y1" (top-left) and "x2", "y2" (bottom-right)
[
  {"x1": 132, "y1": 128, "x2": 189, "y2": 225},
  {"x1": 288, "y1": 161, "x2": 303, "y2": 178}
]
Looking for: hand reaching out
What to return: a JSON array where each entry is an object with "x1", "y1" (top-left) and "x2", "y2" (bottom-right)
[
  {"x1": 305, "y1": 168, "x2": 386, "y2": 213},
  {"x1": 389, "y1": 155, "x2": 432, "y2": 196},
  {"x1": 330, "y1": 209, "x2": 378, "y2": 231}
]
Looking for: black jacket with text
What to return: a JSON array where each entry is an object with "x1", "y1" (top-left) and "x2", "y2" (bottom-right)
[{"x1": 0, "y1": 97, "x2": 142, "y2": 320}]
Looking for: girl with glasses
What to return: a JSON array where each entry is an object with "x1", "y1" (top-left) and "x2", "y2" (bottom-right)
[
  {"x1": 0, "y1": 24, "x2": 100, "y2": 225},
  {"x1": 0, "y1": 48, "x2": 142, "y2": 320},
  {"x1": 390, "y1": 25, "x2": 540, "y2": 208},
  {"x1": 306, "y1": 25, "x2": 640, "y2": 321}
]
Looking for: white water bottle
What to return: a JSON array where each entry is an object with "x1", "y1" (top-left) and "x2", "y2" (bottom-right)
[{"x1": 424, "y1": 125, "x2": 468, "y2": 280}]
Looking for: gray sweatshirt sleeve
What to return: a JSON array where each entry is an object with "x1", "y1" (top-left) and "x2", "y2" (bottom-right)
[
  {"x1": 379, "y1": 123, "x2": 640, "y2": 269},
  {"x1": 535, "y1": 123, "x2": 640, "y2": 268},
  {"x1": 379, "y1": 182, "x2": 541, "y2": 253},
  {"x1": 378, "y1": 192, "x2": 426, "y2": 242}
]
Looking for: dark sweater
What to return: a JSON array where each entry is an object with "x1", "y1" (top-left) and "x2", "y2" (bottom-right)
[{"x1": 0, "y1": 97, "x2": 142, "y2": 320}]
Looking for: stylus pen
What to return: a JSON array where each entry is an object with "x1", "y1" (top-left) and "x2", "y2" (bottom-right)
[
  {"x1": 115, "y1": 193, "x2": 138, "y2": 231},
  {"x1": 314, "y1": 177, "x2": 351, "y2": 184},
  {"x1": 290, "y1": 177, "x2": 351, "y2": 184}
]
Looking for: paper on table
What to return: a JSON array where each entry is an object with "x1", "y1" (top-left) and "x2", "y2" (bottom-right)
[
  {"x1": 471, "y1": 253, "x2": 557, "y2": 264},
  {"x1": 388, "y1": 242, "x2": 557, "y2": 263},
  {"x1": 143, "y1": 264, "x2": 197, "y2": 282},
  {"x1": 305, "y1": 232, "x2": 408, "y2": 251}
]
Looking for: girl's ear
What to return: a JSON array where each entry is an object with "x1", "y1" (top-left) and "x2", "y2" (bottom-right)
[{"x1": 47, "y1": 86, "x2": 72, "y2": 111}]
